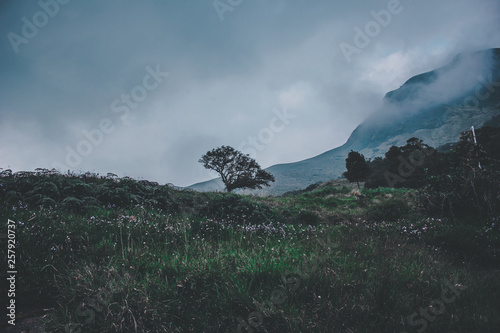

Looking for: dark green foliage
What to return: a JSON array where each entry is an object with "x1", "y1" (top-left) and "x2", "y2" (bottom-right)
[
  {"x1": 2, "y1": 168, "x2": 500, "y2": 332},
  {"x1": 82, "y1": 196, "x2": 101, "y2": 208},
  {"x1": 31, "y1": 181, "x2": 60, "y2": 200},
  {"x1": 343, "y1": 150, "x2": 370, "y2": 189},
  {"x1": 423, "y1": 127, "x2": 500, "y2": 219},
  {"x1": 38, "y1": 197, "x2": 57, "y2": 208},
  {"x1": 2, "y1": 124, "x2": 500, "y2": 332},
  {"x1": 427, "y1": 223, "x2": 500, "y2": 266},
  {"x1": 196, "y1": 192, "x2": 275, "y2": 224},
  {"x1": 365, "y1": 138, "x2": 438, "y2": 189},
  {"x1": 199, "y1": 145, "x2": 275, "y2": 192},
  {"x1": 4, "y1": 190, "x2": 22, "y2": 206},
  {"x1": 354, "y1": 126, "x2": 500, "y2": 221},
  {"x1": 61, "y1": 197, "x2": 86, "y2": 213},
  {"x1": 366, "y1": 197, "x2": 410, "y2": 222},
  {"x1": 63, "y1": 182, "x2": 95, "y2": 197},
  {"x1": 295, "y1": 209, "x2": 320, "y2": 226},
  {"x1": 364, "y1": 127, "x2": 500, "y2": 221},
  {"x1": 0, "y1": 169, "x2": 178, "y2": 213}
]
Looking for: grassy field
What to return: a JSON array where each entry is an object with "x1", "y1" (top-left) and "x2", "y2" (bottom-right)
[{"x1": 1, "y1": 175, "x2": 499, "y2": 332}]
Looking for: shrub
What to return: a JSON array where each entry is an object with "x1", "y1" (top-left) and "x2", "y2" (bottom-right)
[
  {"x1": 32, "y1": 181, "x2": 60, "y2": 200},
  {"x1": 4, "y1": 190, "x2": 22, "y2": 206},
  {"x1": 295, "y1": 210, "x2": 321, "y2": 226},
  {"x1": 38, "y1": 197, "x2": 57, "y2": 208},
  {"x1": 61, "y1": 197, "x2": 86, "y2": 213},
  {"x1": 427, "y1": 223, "x2": 500, "y2": 266},
  {"x1": 83, "y1": 196, "x2": 101, "y2": 209},
  {"x1": 366, "y1": 197, "x2": 410, "y2": 222},
  {"x1": 62, "y1": 182, "x2": 95, "y2": 198},
  {"x1": 197, "y1": 193, "x2": 275, "y2": 223}
]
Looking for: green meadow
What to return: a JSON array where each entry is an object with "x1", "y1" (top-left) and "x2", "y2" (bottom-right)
[{"x1": 1, "y1": 171, "x2": 499, "y2": 332}]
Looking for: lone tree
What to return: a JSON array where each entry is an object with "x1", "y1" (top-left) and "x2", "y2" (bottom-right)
[
  {"x1": 199, "y1": 145, "x2": 275, "y2": 192},
  {"x1": 343, "y1": 150, "x2": 370, "y2": 189}
]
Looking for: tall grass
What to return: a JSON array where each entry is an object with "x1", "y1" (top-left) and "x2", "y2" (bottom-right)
[{"x1": 1, "y1": 173, "x2": 499, "y2": 332}]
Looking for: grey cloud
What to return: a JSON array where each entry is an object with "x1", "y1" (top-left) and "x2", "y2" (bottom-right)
[{"x1": 0, "y1": 0, "x2": 498, "y2": 186}]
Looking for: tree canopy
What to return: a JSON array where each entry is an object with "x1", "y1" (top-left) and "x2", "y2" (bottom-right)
[
  {"x1": 199, "y1": 146, "x2": 275, "y2": 192},
  {"x1": 343, "y1": 150, "x2": 370, "y2": 189}
]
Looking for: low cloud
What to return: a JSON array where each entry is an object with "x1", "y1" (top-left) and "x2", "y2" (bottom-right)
[{"x1": 0, "y1": 0, "x2": 499, "y2": 186}]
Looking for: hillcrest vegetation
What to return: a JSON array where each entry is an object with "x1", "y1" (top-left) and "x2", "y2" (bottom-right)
[
  {"x1": 1, "y1": 127, "x2": 500, "y2": 332},
  {"x1": 199, "y1": 145, "x2": 275, "y2": 192}
]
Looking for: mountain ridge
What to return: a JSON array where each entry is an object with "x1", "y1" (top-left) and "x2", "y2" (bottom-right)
[{"x1": 189, "y1": 48, "x2": 500, "y2": 195}]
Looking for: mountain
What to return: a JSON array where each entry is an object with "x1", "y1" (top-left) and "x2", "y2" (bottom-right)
[{"x1": 189, "y1": 48, "x2": 500, "y2": 195}]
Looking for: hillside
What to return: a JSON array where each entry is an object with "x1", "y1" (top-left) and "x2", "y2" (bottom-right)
[
  {"x1": 1, "y1": 169, "x2": 499, "y2": 332},
  {"x1": 189, "y1": 48, "x2": 500, "y2": 195}
]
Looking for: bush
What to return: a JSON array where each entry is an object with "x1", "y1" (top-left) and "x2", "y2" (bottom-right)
[
  {"x1": 427, "y1": 223, "x2": 500, "y2": 266},
  {"x1": 422, "y1": 127, "x2": 500, "y2": 220},
  {"x1": 366, "y1": 197, "x2": 410, "y2": 222},
  {"x1": 196, "y1": 193, "x2": 275, "y2": 224},
  {"x1": 83, "y1": 196, "x2": 101, "y2": 209},
  {"x1": 38, "y1": 197, "x2": 57, "y2": 208},
  {"x1": 4, "y1": 190, "x2": 22, "y2": 206},
  {"x1": 295, "y1": 210, "x2": 321, "y2": 226},
  {"x1": 61, "y1": 197, "x2": 86, "y2": 213}
]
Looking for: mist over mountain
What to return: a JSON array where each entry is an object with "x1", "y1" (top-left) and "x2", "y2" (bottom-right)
[{"x1": 189, "y1": 48, "x2": 500, "y2": 195}]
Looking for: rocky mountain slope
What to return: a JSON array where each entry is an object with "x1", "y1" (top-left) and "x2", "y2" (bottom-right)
[{"x1": 190, "y1": 48, "x2": 500, "y2": 195}]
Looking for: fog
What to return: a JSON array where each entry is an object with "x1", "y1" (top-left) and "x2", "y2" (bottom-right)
[{"x1": 0, "y1": 0, "x2": 499, "y2": 186}]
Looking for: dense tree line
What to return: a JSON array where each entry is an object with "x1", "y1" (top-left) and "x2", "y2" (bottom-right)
[{"x1": 359, "y1": 126, "x2": 500, "y2": 219}]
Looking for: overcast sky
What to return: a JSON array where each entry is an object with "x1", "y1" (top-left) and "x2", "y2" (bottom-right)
[{"x1": 1, "y1": 0, "x2": 499, "y2": 186}]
